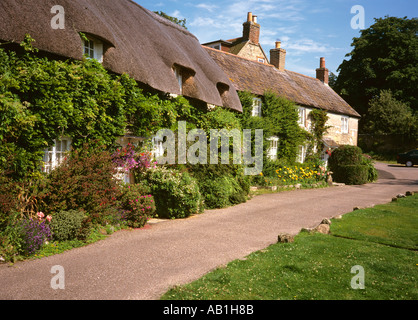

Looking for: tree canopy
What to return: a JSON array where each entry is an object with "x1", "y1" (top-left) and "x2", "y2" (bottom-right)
[{"x1": 334, "y1": 16, "x2": 418, "y2": 121}]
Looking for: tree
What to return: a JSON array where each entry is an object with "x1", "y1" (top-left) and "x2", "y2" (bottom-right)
[
  {"x1": 334, "y1": 16, "x2": 418, "y2": 123},
  {"x1": 328, "y1": 72, "x2": 338, "y2": 89},
  {"x1": 154, "y1": 11, "x2": 187, "y2": 29},
  {"x1": 364, "y1": 90, "x2": 417, "y2": 138}
]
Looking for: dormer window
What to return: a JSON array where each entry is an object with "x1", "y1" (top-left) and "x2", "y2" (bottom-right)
[
  {"x1": 82, "y1": 36, "x2": 103, "y2": 63},
  {"x1": 252, "y1": 97, "x2": 262, "y2": 117},
  {"x1": 173, "y1": 66, "x2": 183, "y2": 94}
]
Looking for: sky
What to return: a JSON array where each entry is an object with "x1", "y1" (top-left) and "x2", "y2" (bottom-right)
[{"x1": 134, "y1": 0, "x2": 417, "y2": 77}]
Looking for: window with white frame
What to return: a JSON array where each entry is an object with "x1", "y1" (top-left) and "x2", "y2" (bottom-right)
[
  {"x1": 297, "y1": 145, "x2": 306, "y2": 163},
  {"x1": 267, "y1": 136, "x2": 279, "y2": 160},
  {"x1": 258, "y1": 57, "x2": 265, "y2": 63},
  {"x1": 298, "y1": 107, "x2": 306, "y2": 127},
  {"x1": 152, "y1": 137, "x2": 165, "y2": 159},
  {"x1": 341, "y1": 116, "x2": 349, "y2": 133},
  {"x1": 83, "y1": 38, "x2": 103, "y2": 63},
  {"x1": 252, "y1": 97, "x2": 262, "y2": 117},
  {"x1": 173, "y1": 66, "x2": 183, "y2": 94},
  {"x1": 42, "y1": 137, "x2": 72, "y2": 174}
]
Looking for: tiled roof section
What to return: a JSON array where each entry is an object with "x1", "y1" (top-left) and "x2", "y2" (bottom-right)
[{"x1": 204, "y1": 47, "x2": 360, "y2": 118}]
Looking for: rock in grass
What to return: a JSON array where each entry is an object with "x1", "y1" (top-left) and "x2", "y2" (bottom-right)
[
  {"x1": 277, "y1": 233, "x2": 295, "y2": 243},
  {"x1": 315, "y1": 224, "x2": 330, "y2": 234}
]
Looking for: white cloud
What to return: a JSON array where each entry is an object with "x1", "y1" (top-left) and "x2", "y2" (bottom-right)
[
  {"x1": 285, "y1": 38, "x2": 337, "y2": 56},
  {"x1": 195, "y1": 3, "x2": 218, "y2": 12}
]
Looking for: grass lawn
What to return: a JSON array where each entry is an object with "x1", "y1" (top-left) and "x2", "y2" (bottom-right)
[{"x1": 161, "y1": 194, "x2": 418, "y2": 300}]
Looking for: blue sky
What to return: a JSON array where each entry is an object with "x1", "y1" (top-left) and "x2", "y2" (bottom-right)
[{"x1": 135, "y1": 0, "x2": 416, "y2": 78}]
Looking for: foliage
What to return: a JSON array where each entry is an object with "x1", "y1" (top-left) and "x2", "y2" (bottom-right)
[
  {"x1": 154, "y1": 11, "x2": 187, "y2": 29},
  {"x1": 332, "y1": 164, "x2": 369, "y2": 185},
  {"x1": 0, "y1": 35, "x2": 151, "y2": 179},
  {"x1": 238, "y1": 90, "x2": 307, "y2": 163},
  {"x1": 117, "y1": 183, "x2": 155, "y2": 228},
  {"x1": 141, "y1": 167, "x2": 203, "y2": 219},
  {"x1": 307, "y1": 108, "x2": 330, "y2": 156},
  {"x1": 43, "y1": 142, "x2": 121, "y2": 222},
  {"x1": 328, "y1": 145, "x2": 374, "y2": 185},
  {"x1": 364, "y1": 90, "x2": 417, "y2": 138},
  {"x1": 50, "y1": 210, "x2": 86, "y2": 242},
  {"x1": 334, "y1": 16, "x2": 418, "y2": 120}
]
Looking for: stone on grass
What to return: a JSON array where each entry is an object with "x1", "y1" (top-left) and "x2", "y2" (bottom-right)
[
  {"x1": 315, "y1": 223, "x2": 330, "y2": 234},
  {"x1": 277, "y1": 233, "x2": 295, "y2": 243}
]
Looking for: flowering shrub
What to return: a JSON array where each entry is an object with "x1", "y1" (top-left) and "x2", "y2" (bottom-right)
[
  {"x1": 44, "y1": 142, "x2": 120, "y2": 222},
  {"x1": 17, "y1": 214, "x2": 52, "y2": 255},
  {"x1": 117, "y1": 183, "x2": 155, "y2": 228},
  {"x1": 112, "y1": 143, "x2": 139, "y2": 172},
  {"x1": 275, "y1": 165, "x2": 330, "y2": 184}
]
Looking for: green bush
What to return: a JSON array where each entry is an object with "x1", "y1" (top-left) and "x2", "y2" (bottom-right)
[
  {"x1": 142, "y1": 167, "x2": 203, "y2": 219},
  {"x1": 332, "y1": 164, "x2": 369, "y2": 185},
  {"x1": 117, "y1": 183, "x2": 155, "y2": 228},
  {"x1": 329, "y1": 145, "x2": 373, "y2": 185},
  {"x1": 50, "y1": 210, "x2": 86, "y2": 242},
  {"x1": 328, "y1": 145, "x2": 363, "y2": 168}
]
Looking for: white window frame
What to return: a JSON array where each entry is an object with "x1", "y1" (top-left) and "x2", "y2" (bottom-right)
[
  {"x1": 83, "y1": 38, "x2": 103, "y2": 63},
  {"x1": 258, "y1": 58, "x2": 265, "y2": 63},
  {"x1": 267, "y1": 136, "x2": 279, "y2": 160},
  {"x1": 341, "y1": 116, "x2": 349, "y2": 134},
  {"x1": 173, "y1": 67, "x2": 183, "y2": 94},
  {"x1": 43, "y1": 137, "x2": 72, "y2": 174},
  {"x1": 252, "y1": 97, "x2": 262, "y2": 117},
  {"x1": 152, "y1": 137, "x2": 165, "y2": 159},
  {"x1": 297, "y1": 145, "x2": 306, "y2": 163},
  {"x1": 298, "y1": 107, "x2": 306, "y2": 127}
]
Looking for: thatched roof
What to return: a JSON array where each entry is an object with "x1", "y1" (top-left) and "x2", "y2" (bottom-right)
[
  {"x1": 205, "y1": 47, "x2": 360, "y2": 118},
  {"x1": 0, "y1": 0, "x2": 242, "y2": 112}
]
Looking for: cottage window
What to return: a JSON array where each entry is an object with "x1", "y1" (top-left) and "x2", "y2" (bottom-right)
[
  {"x1": 298, "y1": 107, "x2": 306, "y2": 127},
  {"x1": 258, "y1": 58, "x2": 265, "y2": 63},
  {"x1": 252, "y1": 98, "x2": 262, "y2": 117},
  {"x1": 297, "y1": 145, "x2": 306, "y2": 163},
  {"x1": 173, "y1": 67, "x2": 183, "y2": 94},
  {"x1": 341, "y1": 116, "x2": 349, "y2": 133},
  {"x1": 83, "y1": 38, "x2": 103, "y2": 63},
  {"x1": 42, "y1": 137, "x2": 72, "y2": 174},
  {"x1": 267, "y1": 136, "x2": 279, "y2": 160},
  {"x1": 152, "y1": 137, "x2": 165, "y2": 159}
]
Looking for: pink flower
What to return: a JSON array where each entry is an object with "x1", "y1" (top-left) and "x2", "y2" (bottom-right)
[
  {"x1": 37, "y1": 212, "x2": 45, "y2": 219},
  {"x1": 46, "y1": 215, "x2": 52, "y2": 222}
]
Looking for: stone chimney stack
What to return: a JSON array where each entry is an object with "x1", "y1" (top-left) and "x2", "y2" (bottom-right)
[
  {"x1": 270, "y1": 41, "x2": 286, "y2": 71},
  {"x1": 243, "y1": 12, "x2": 260, "y2": 44},
  {"x1": 316, "y1": 57, "x2": 329, "y2": 85}
]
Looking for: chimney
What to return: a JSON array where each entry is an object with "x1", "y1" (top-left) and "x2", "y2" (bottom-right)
[
  {"x1": 243, "y1": 12, "x2": 260, "y2": 44},
  {"x1": 316, "y1": 57, "x2": 329, "y2": 85},
  {"x1": 270, "y1": 41, "x2": 286, "y2": 71}
]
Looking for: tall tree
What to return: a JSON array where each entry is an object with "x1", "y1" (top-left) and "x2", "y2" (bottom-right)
[{"x1": 334, "y1": 16, "x2": 418, "y2": 124}]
